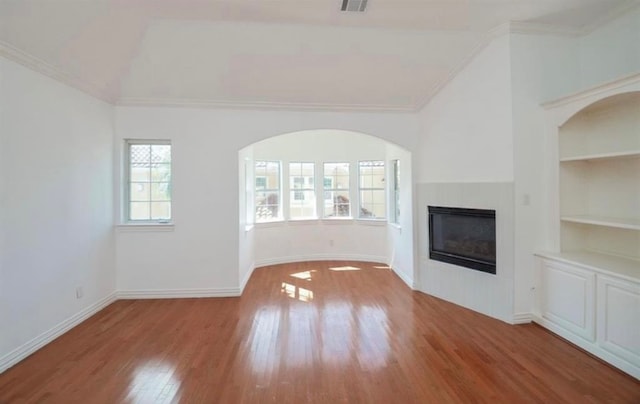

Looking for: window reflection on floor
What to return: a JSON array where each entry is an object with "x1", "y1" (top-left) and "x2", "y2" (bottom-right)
[{"x1": 126, "y1": 360, "x2": 181, "y2": 403}]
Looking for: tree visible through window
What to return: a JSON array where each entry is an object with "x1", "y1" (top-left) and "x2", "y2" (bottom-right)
[{"x1": 127, "y1": 141, "x2": 171, "y2": 222}]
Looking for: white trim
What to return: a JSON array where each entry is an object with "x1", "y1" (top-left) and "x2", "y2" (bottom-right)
[
  {"x1": 0, "y1": 292, "x2": 117, "y2": 374},
  {"x1": 117, "y1": 97, "x2": 416, "y2": 113},
  {"x1": 116, "y1": 223, "x2": 175, "y2": 232},
  {"x1": 507, "y1": 21, "x2": 583, "y2": 37},
  {"x1": 533, "y1": 314, "x2": 640, "y2": 379},
  {"x1": 117, "y1": 288, "x2": 241, "y2": 299},
  {"x1": 542, "y1": 72, "x2": 640, "y2": 109},
  {"x1": 239, "y1": 262, "x2": 256, "y2": 294},
  {"x1": 256, "y1": 254, "x2": 387, "y2": 267},
  {"x1": 390, "y1": 265, "x2": 415, "y2": 289},
  {"x1": 512, "y1": 312, "x2": 533, "y2": 324},
  {"x1": 580, "y1": 1, "x2": 640, "y2": 35},
  {"x1": 0, "y1": 40, "x2": 114, "y2": 103}
]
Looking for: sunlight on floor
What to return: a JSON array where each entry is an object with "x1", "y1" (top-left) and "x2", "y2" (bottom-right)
[
  {"x1": 329, "y1": 266, "x2": 361, "y2": 271},
  {"x1": 373, "y1": 265, "x2": 391, "y2": 270},
  {"x1": 126, "y1": 360, "x2": 181, "y2": 403},
  {"x1": 281, "y1": 282, "x2": 314, "y2": 302},
  {"x1": 290, "y1": 270, "x2": 316, "y2": 280}
]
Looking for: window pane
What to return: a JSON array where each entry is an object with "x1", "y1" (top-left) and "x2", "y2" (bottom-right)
[
  {"x1": 130, "y1": 145, "x2": 150, "y2": 162},
  {"x1": 151, "y1": 202, "x2": 171, "y2": 220},
  {"x1": 290, "y1": 190, "x2": 316, "y2": 219},
  {"x1": 360, "y1": 190, "x2": 386, "y2": 219},
  {"x1": 130, "y1": 202, "x2": 150, "y2": 220},
  {"x1": 130, "y1": 165, "x2": 150, "y2": 182},
  {"x1": 151, "y1": 182, "x2": 171, "y2": 201},
  {"x1": 130, "y1": 182, "x2": 150, "y2": 201},
  {"x1": 324, "y1": 190, "x2": 350, "y2": 217},
  {"x1": 255, "y1": 191, "x2": 279, "y2": 221},
  {"x1": 151, "y1": 145, "x2": 171, "y2": 163},
  {"x1": 151, "y1": 164, "x2": 171, "y2": 182}
]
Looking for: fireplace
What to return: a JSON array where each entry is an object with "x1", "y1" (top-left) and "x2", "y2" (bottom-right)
[{"x1": 428, "y1": 206, "x2": 496, "y2": 274}]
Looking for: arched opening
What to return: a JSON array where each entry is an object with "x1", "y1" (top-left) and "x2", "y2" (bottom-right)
[{"x1": 238, "y1": 129, "x2": 415, "y2": 290}]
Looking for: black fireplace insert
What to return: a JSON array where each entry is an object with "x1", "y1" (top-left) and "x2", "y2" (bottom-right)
[{"x1": 428, "y1": 206, "x2": 496, "y2": 274}]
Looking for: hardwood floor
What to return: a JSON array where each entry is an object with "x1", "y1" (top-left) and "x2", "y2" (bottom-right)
[{"x1": 1, "y1": 261, "x2": 638, "y2": 403}]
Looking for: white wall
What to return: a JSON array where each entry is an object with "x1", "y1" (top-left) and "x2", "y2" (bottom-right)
[
  {"x1": 0, "y1": 57, "x2": 115, "y2": 370},
  {"x1": 415, "y1": 34, "x2": 515, "y2": 322},
  {"x1": 578, "y1": 7, "x2": 640, "y2": 94},
  {"x1": 114, "y1": 107, "x2": 419, "y2": 295},
  {"x1": 385, "y1": 143, "x2": 415, "y2": 287},
  {"x1": 251, "y1": 130, "x2": 389, "y2": 266},
  {"x1": 238, "y1": 145, "x2": 255, "y2": 291},
  {"x1": 417, "y1": 35, "x2": 514, "y2": 183}
]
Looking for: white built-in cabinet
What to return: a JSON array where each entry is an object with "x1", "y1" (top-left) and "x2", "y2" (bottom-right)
[{"x1": 535, "y1": 74, "x2": 640, "y2": 379}]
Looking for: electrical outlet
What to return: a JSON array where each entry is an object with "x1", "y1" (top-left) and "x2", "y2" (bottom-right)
[{"x1": 76, "y1": 287, "x2": 83, "y2": 299}]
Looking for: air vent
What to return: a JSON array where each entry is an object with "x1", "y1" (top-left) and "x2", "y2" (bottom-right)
[{"x1": 341, "y1": 0, "x2": 367, "y2": 12}]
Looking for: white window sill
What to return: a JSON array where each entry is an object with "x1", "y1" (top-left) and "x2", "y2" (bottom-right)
[
  {"x1": 388, "y1": 222, "x2": 402, "y2": 230},
  {"x1": 116, "y1": 223, "x2": 175, "y2": 232},
  {"x1": 321, "y1": 217, "x2": 354, "y2": 224},
  {"x1": 244, "y1": 224, "x2": 255, "y2": 232},
  {"x1": 356, "y1": 218, "x2": 387, "y2": 226},
  {"x1": 255, "y1": 220, "x2": 286, "y2": 228},
  {"x1": 287, "y1": 218, "x2": 319, "y2": 225}
]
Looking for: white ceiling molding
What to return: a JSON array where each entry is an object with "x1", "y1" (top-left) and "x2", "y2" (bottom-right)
[
  {"x1": 507, "y1": 21, "x2": 583, "y2": 37},
  {"x1": 0, "y1": 40, "x2": 115, "y2": 103},
  {"x1": 116, "y1": 97, "x2": 416, "y2": 113},
  {"x1": 541, "y1": 71, "x2": 640, "y2": 109},
  {"x1": 580, "y1": 0, "x2": 640, "y2": 35}
]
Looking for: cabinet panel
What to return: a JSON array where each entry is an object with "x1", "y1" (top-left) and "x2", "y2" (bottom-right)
[
  {"x1": 540, "y1": 260, "x2": 595, "y2": 341},
  {"x1": 597, "y1": 275, "x2": 640, "y2": 368}
]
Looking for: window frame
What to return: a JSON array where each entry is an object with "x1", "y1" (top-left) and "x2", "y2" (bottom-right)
[
  {"x1": 358, "y1": 160, "x2": 386, "y2": 221},
  {"x1": 289, "y1": 162, "x2": 317, "y2": 220},
  {"x1": 254, "y1": 160, "x2": 283, "y2": 223},
  {"x1": 322, "y1": 162, "x2": 351, "y2": 219},
  {"x1": 124, "y1": 139, "x2": 172, "y2": 224},
  {"x1": 391, "y1": 159, "x2": 400, "y2": 224}
]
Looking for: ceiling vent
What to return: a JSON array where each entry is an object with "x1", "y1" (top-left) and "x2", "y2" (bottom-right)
[{"x1": 341, "y1": 0, "x2": 367, "y2": 12}]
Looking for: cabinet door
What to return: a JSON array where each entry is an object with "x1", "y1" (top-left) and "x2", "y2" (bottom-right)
[
  {"x1": 540, "y1": 260, "x2": 596, "y2": 341},
  {"x1": 597, "y1": 275, "x2": 640, "y2": 368}
]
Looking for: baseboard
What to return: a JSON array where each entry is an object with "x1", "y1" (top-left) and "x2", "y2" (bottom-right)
[
  {"x1": 0, "y1": 292, "x2": 117, "y2": 374},
  {"x1": 239, "y1": 262, "x2": 256, "y2": 295},
  {"x1": 512, "y1": 312, "x2": 533, "y2": 324},
  {"x1": 117, "y1": 287, "x2": 241, "y2": 299},
  {"x1": 389, "y1": 263, "x2": 414, "y2": 289},
  {"x1": 533, "y1": 315, "x2": 639, "y2": 379},
  {"x1": 255, "y1": 254, "x2": 387, "y2": 268}
]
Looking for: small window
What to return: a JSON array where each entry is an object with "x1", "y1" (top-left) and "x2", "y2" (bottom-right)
[
  {"x1": 125, "y1": 140, "x2": 172, "y2": 222},
  {"x1": 392, "y1": 159, "x2": 400, "y2": 224},
  {"x1": 358, "y1": 160, "x2": 385, "y2": 219},
  {"x1": 289, "y1": 162, "x2": 316, "y2": 219},
  {"x1": 255, "y1": 161, "x2": 281, "y2": 222},
  {"x1": 323, "y1": 162, "x2": 350, "y2": 218}
]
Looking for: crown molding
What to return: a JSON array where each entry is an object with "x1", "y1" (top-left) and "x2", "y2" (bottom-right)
[
  {"x1": 116, "y1": 96, "x2": 416, "y2": 113},
  {"x1": 0, "y1": 40, "x2": 115, "y2": 103},
  {"x1": 541, "y1": 71, "x2": 640, "y2": 109},
  {"x1": 507, "y1": 21, "x2": 583, "y2": 36}
]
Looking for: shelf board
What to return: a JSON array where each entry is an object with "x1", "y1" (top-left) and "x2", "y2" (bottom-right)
[
  {"x1": 560, "y1": 150, "x2": 640, "y2": 162},
  {"x1": 561, "y1": 215, "x2": 640, "y2": 230},
  {"x1": 536, "y1": 251, "x2": 640, "y2": 281}
]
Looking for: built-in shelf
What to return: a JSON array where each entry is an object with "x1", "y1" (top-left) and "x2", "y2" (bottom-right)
[
  {"x1": 560, "y1": 150, "x2": 640, "y2": 162},
  {"x1": 536, "y1": 250, "x2": 640, "y2": 282},
  {"x1": 561, "y1": 215, "x2": 640, "y2": 231}
]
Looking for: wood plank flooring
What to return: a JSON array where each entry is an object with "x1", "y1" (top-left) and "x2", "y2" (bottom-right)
[{"x1": 1, "y1": 261, "x2": 638, "y2": 403}]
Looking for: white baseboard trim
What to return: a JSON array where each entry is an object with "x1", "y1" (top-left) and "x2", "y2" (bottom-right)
[
  {"x1": 389, "y1": 264, "x2": 414, "y2": 289},
  {"x1": 0, "y1": 292, "x2": 117, "y2": 374},
  {"x1": 117, "y1": 288, "x2": 241, "y2": 299},
  {"x1": 533, "y1": 315, "x2": 639, "y2": 379},
  {"x1": 239, "y1": 262, "x2": 256, "y2": 295},
  {"x1": 255, "y1": 254, "x2": 387, "y2": 268},
  {"x1": 512, "y1": 312, "x2": 533, "y2": 324}
]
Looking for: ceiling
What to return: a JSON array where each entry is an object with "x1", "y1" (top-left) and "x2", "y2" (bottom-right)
[{"x1": 0, "y1": 0, "x2": 636, "y2": 111}]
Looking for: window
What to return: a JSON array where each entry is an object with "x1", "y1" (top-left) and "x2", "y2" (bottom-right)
[
  {"x1": 392, "y1": 159, "x2": 400, "y2": 224},
  {"x1": 323, "y1": 162, "x2": 350, "y2": 218},
  {"x1": 358, "y1": 160, "x2": 385, "y2": 219},
  {"x1": 289, "y1": 162, "x2": 316, "y2": 219},
  {"x1": 255, "y1": 161, "x2": 281, "y2": 222},
  {"x1": 126, "y1": 140, "x2": 172, "y2": 222}
]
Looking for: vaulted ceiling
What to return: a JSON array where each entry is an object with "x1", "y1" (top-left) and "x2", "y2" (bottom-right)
[{"x1": 0, "y1": 0, "x2": 636, "y2": 111}]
